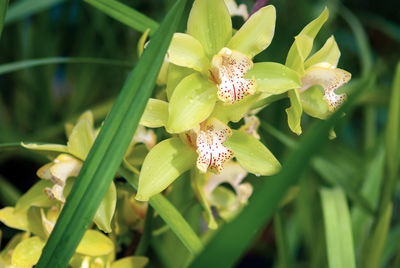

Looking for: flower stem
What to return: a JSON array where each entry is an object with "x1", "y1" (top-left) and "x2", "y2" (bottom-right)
[{"x1": 135, "y1": 205, "x2": 154, "y2": 256}]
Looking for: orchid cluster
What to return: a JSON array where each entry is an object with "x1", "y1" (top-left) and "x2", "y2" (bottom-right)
[{"x1": 0, "y1": 0, "x2": 351, "y2": 266}]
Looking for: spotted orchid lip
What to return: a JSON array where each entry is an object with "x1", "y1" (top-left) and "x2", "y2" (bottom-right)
[
  {"x1": 210, "y1": 48, "x2": 256, "y2": 104},
  {"x1": 300, "y1": 64, "x2": 351, "y2": 111},
  {"x1": 196, "y1": 118, "x2": 234, "y2": 173}
]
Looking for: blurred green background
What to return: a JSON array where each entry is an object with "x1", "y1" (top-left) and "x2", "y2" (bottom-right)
[{"x1": 1, "y1": 0, "x2": 400, "y2": 267}]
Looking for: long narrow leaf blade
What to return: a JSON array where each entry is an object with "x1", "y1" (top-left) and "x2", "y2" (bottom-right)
[
  {"x1": 36, "y1": 1, "x2": 187, "y2": 267},
  {"x1": 0, "y1": 0, "x2": 8, "y2": 39},
  {"x1": 5, "y1": 0, "x2": 65, "y2": 25},
  {"x1": 320, "y1": 187, "x2": 356, "y2": 268},
  {"x1": 84, "y1": 0, "x2": 159, "y2": 34},
  {"x1": 189, "y1": 80, "x2": 366, "y2": 268}
]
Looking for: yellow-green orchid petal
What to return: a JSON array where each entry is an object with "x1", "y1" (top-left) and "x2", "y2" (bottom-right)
[
  {"x1": 67, "y1": 114, "x2": 96, "y2": 160},
  {"x1": 301, "y1": 65, "x2": 351, "y2": 111},
  {"x1": 224, "y1": 0, "x2": 248, "y2": 20},
  {"x1": 0, "y1": 207, "x2": 29, "y2": 231},
  {"x1": 12, "y1": 236, "x2": 45, "y2": 267},
  {"x1": 300, "y1": 85, "x2": 330, "y2": 119},
  {"x1": 21, "y1": 142, "x2": 69, "y2": 154},
  {"x1": 166, "y1": 64, "x2": 194, "y2": 100},
  {"x1": 137, "y1": 29, "x2": 150, "y2": 57},
  {"x1": 246, "y1": 62, "x2": 301, "y2": 94},
  {"x1": 196, "y1": 118, "x2": 234, "y2": 174},
  {"x1": 227, "y1": 5, "x2": 276, "y2": 58},
  {"x1": 167, "y1": 73, "x2": 217, "y2": 133},
  {"x1": 168, "y1": 33, "x2": 210, "y2": 73},
  {"x1": 76, "y1": 230, "x2": 114, "y2": 256},
  {"x1": 210, "y1": 48, "x2": 256, "y2": 104},
  {"x1": 239, "y1": 115, "x2": 261, "y2": 139},
  {"x1": 14, "y1": 180, "x2": 56, "y2": 212},
  {"x1": 286, "y1": 89, "x2": 303, "y2": 135},
  {"x1": 1, "y1": 232, "x2": 30, "y2": 266},
  {"x1": 93, "y1": 181, "x2": 116, "y2": 233},
  {"x1": 225, "y1": 130, "x2": 280, "y2": 175},
  {"x1": 136, "y1": 138, "x2": 197, "y2": 201},
  {"x1": 187, "y1": 0, "x2": 232, "y2": 59},
  {"x1": 111, "y1": 256, "x2": 149, "y2": 268},
  {"x1": 211, "y1": 93, "x2": 260, "y2": 123},
  {"x1": 140, "y1": 98, "x2": 169, "y2": 128},
  {"x1": 191, "y1": 169, "x2": 218, "y2": 229},
  {"x1": 305, "y1": 36, "x2": 340, "y2": 69},
  {"x1": 300, "y1": 7, "x2": 329, "y2": 39}
]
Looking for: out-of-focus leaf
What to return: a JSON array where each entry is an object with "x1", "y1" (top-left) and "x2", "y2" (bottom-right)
[
  {"x1": 36, "y1": 1, "x2": 187, "y2": 267},
  {"x1": 0, "y1": 0, "x2": 8, "y2": 39},
  {"x1": 136, "y1": 138, "x2": 197, "y2": 201},
  {"x1": 84, "y1": 0, "x2": 159, "y2": 34},
  {"x1": 320, "y1": 187, "x2": 356, "y2": 268},
  {"x1": 12, "y1": 236, "x2": 45, "y2": 267},
  {"x1": 5, "y1": 0, "x2": 64, "y2": 25}
]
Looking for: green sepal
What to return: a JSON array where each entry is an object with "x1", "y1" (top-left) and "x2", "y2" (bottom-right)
[
  {"x1": 285, "y1": 89, "x2": 303, "y2": 135},
  {"x1": 227, "y1": 5, "x2": 276, "y2": 58},
  {"x1": 15, "y1": 180, "x2": 57, "y2": 212},
  {"x1": 75, "y1": 229, "x2": 114, "y2": 256},
  {"x1": 111, "y1": 256, "x2": 149, "y2": 268},
  {"x1": 305, "y1": 35, "x2": 340, "y2": 68},
  {"x1": 1, "y1": 232, "x2": 30, "y2": 266},
  {"x1": 167, "y1": 73, "x2": 217, "y2": 133},
  {"x1": 191, "y1": 169, "x2": 218, "y2": 229},
  {"x1": 300, "y1": 86, "x2": 330, "y2": 119},
  {"x1": 168, "y1": 33, "x2": 210, "y2": 73},
  {"x1": 92, "y1": 181, "x2": 117, "y2": 233},
  {"x1": 246, "y1": 62, "x2": 301, "y2": 94},
  {"x1": 187, "y1": 0, "x2": 232, "y2": 58},
  {"x1": 225, "y1": 130, "x2": 280, "y2": 175},
  {"x1": 136, "y1": 138, "x2": 197, "y2": 201},
  {"x1": 140, "y1": 98, "x2": 169, "y2": 128},
  {"x1": 166, "y1": 64, "x2": 194, "y2": 100},
  {"x1": 67, "y1": 115, "x2": 96, "y2": 160},
  {"x1": 11, "y1": 236, "x2": 45, "y2": 267},
  {"x1": 0, "y1": 207, "x2": 29, "y2": 231},
  {"x1": 211, "y1": 94, "x2": 260, "y2": 124}
]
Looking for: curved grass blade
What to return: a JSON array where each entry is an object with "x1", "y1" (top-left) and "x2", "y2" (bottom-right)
[
  {"x1": 0, "y1": 0, "x2": 8, "y2": 39},
  {"x1": 36, "y1": 1, "x2": 187, "y2": 267},
  {"x1": 320, "y1": 187, "x2": 356, "y2": 268},
  {"x1": 0, "y1": 57, "x2": 132, "y2": 75},
  {"x1": 189, "y1": 78, "x2": 366, "y2": 268},
  {"x1": 5, "y1": 0, "x2": 65, "y2": 25},
  {"x1": 84, "y1": 0, "x2": 159, "y2": 35}
]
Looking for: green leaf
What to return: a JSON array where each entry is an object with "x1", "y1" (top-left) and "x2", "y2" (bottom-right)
[
  {"x1": 119, "y1": 167, "x2": 203, "y2": 255},
  {"x1": 0, "y1": 57, "x2": 132, "y2": 75},
  {"x1": 246, "y1": 62, "x2": 301, "y2": 94},
  {"x1": 167, "y1": 73, "x2": 217, "y2": 133},
  {"x1": 211, "y1": 94, "x2": 260, "y2": 123},
  {"x1": 5, "y1": 0, "x2": 64, "y2": 25},
  {"x1": 136, "y1": 138, "x2": 197, "y2": 201},
  {"x1": 168, "y1": 33, "x2": 210, "y2": 73},
  {"x1": 227, "y1": 5, "x2": 276, "y2": 58},
  {"x1": 84, "y1": 0, "x2": 158, "y2": 34},
  {"x1": 0, "y1": 0, "x2": 8, "y2": 39},
  {"x1": 285, "y1": 89, "x2": 303, "y2": 135},
  {"x1": 300, "y1": 86, "x2": 330, "y2": 119},
  {"x1": 187, "y1": 0, "x2": 232, "y2": 58},
  {"x1": 36, "y1": 1, "x2": 187, "y2": 267},
  {"x1": 225, "y1": 130, "x2": 280, "y2": 176},
  {"x1": 188, "y1": 75, "x2": 364, "y2": 268},
  {"x1": 93, "y1": 181, "x2": 116, "y2": 233},
  {"x1": 15, "y1": 180, "x2": 56, "y2": 212},
  {"x1": 140, "y1": 98, "x2": 169, "y2": 128},
  {"x1": 111, "y1": 256, "x2": 149, "y2": 268},
  {"x1": 0, "y1": 207, "x2": 29, "y2": 231},
  {"x1": 76, "y1": 230, "x2": 114, "y2": 256},
  {"x1": 320, "y1": 187, "x2": 356, "y2": 268},
  {"x1": 12, "y1": 236, "x2": 45, "y2": 267},
  {"x1": 304, "y1": 36, "x2": 340, "y2": 68}
]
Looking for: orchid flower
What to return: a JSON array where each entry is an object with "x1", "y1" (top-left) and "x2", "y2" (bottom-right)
[
  {"x1": 136, "y1": 117, "x2": 280, "y2": 201},
  {"x1": 164, "y1": 0, "x2": 301, "y2": 133},
  {"x1": 284, "y1": 8, "x2": 351, "y2": 134}
]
